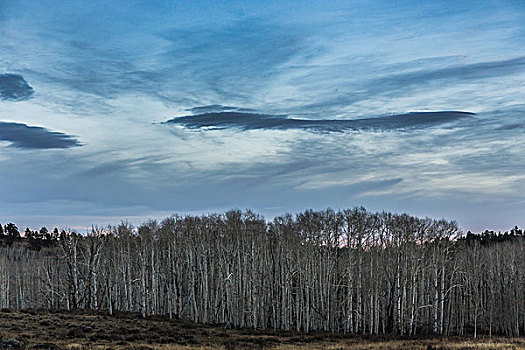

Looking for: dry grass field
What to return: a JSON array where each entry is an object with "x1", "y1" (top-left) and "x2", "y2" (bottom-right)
[{"x1": 0, "y1": 309, "x2": 523, "y2": 349}]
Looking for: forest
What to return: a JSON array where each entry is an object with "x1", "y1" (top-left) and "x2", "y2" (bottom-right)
[{"x1": 0, "y1": 208, "x2": 523, "y2": 338}]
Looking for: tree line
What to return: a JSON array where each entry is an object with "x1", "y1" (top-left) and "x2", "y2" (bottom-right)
[{"x1": 0, "y1": 208, "x2": 523, "y2": 337}]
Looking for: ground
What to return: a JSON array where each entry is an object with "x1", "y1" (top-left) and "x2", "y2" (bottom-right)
[{"x1": 0, "y1": 309, "x2": 523, "y2": 349}]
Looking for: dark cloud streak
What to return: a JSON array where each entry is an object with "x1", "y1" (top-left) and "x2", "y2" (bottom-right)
[
  {"x1": 0, "y1": 74, "x2": 35, "y2": 101},
  {"x1": 0, "y1": 122, "x2": 81, "y2": 149},
  {"x1": 165, "y1": 111, "x2": 474, "y2": 132}
]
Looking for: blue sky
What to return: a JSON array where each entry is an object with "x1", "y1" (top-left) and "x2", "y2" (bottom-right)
[{"x1": 0, "y1": 0, "x2": 524, "y2": 231}]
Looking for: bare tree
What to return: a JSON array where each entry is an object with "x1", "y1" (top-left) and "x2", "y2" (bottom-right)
[{"x1": 0, "y1": 208, "x2": 522, "y2": 337}]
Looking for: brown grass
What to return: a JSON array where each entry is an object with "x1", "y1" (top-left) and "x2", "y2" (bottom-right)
[{"x1": 0, "y1": 309, "x2": 523, "y2": 349}]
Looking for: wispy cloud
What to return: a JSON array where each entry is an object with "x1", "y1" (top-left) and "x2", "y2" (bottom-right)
[
  {"x1": 186, "y1": 105, "x2": 256, "y2": 114},
  {"x1": 4, "y1": 18, "x2": 306, "y2": 113},
  {"x1": 296, "y1": 56, "x2": 525, "y2": 114},
  {"x1": 159, "y1": 20, "x2": 304, "y2": 102}
]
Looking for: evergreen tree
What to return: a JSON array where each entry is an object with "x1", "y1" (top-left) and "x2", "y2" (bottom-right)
[{"x1": 5, "y1": 223, "x2": 20, "y2": 246}]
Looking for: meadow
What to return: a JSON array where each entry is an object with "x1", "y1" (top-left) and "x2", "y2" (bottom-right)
[{"x1": 1, "y1": 309, "x2": 524, "y2": 349}]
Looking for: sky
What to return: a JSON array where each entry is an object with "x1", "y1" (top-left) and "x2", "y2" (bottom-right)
[{"x1": 0, "y1": 0, "x2": 524, "y2": 232}]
